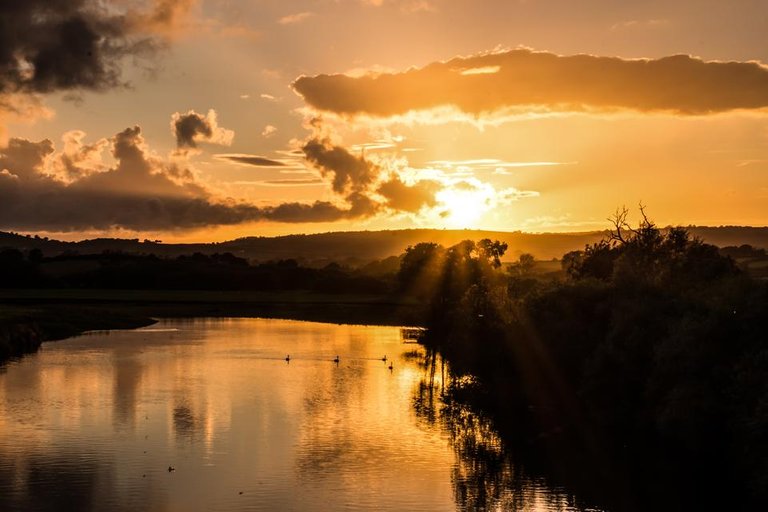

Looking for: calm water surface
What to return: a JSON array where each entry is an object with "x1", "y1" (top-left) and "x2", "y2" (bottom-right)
[{"x1": 0, "y1": 318, "x2": 596, "y2": 511}]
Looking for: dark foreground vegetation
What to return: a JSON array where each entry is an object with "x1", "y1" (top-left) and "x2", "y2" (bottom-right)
[{"x1": 398, "y1": 208, "x2": 768, "y2": 510}]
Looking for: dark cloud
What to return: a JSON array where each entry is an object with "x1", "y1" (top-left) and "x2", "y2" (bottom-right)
[
  {"x1": 0, "y1": 1, "x2": 195, "y2": 141},
  {"x1": 302, "y1": 138, "x2": 379, "y2": 193},
  {"x1": 262, "y1": 201, "x2": 352, "y2": 223},
  {"x1": 0, "y1": 126, "x2": 453, "y2": 230},
  {"x1": 217, "y1": 154, "x2": 287, "y2": 167},
  {"x1": 0, "y1": 0, "x2": 192, "y2": 95},
  {"x1": 299, "y1": 136, "x2": 385, "y2": 218},
  {"x1": 171, "y1": 110, "x2": 233, "y2": 150},
  {"x1": 300, "y1": 135, "x2": 443, "y2": 217},
  {"x1": 293, "y1": 49, "x2": 768, "y2": 117},
  {"x1": 0, "y1": 126, "x2": 370, "y2": 231},
  {"x1": 378, "y1": 176, "x2": 440, "y2": 212}
]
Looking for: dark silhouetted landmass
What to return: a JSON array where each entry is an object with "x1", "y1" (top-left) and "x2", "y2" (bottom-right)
[
  {"x1": 397, "y1": 214, "x2": 768, "y2": 510},
  {"x1": 2, "y1": 219, "x2": 768, "y2": 509},
  {"x1": 2, "y1": 226, "x2": 766, "y2": 265},
  {"x1": 0, "y1": 317, "x2": 42, "y2": 361},
  {"x1": 0, "y1": 250, "x2": 396, "y2": 293},
  {"x1": 0, "y1": 246, "x2": 418, "y2": 362},
  {"x1": 1, "y1": 223, "x2": 767, "y2": 364}
]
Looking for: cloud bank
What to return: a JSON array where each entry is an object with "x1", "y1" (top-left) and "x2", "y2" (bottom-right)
[
  {"x1": 293, "y1": 49, "x2": 768, "y2": 117},
  {"x1": 0, "y1": 127, "x2": 375, "y2": 231},
  {"x1": 0, "y1": 121, "x2": 469, "y2": 231},
  {"x1": 0, "y1": 123, "x2": 538, "y2": 231}
]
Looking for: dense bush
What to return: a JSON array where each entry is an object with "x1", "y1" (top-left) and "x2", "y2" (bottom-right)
[{"x1": 398, "y1": 211, "x2": 768, "y2": 504}]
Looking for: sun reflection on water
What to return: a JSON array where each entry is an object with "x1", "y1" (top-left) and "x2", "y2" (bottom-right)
[{"x1": 0, "y1": 318, "x2": 601, "y2": 511}]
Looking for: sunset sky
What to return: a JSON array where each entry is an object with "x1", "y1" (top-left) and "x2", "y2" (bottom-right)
[{"x1": 2, "y1": 0, "x2": 768, "y2": 242}]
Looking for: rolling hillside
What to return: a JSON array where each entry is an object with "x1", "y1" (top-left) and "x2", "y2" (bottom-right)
[{"x1": 1, "y1": 226, "x2": 766, "y2": 265}]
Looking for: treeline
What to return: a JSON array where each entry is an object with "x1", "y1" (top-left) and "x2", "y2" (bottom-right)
[
  {"x1": 720, "y1": 244, "x2": 767, "y2": 258},
  {"x1": 0, "y1": 249, "x2": 399, "y2": 294},
  {"x1": 721, "y1": 244, "x2": 768, "y2": 279},
  {"x1": 398, "y1": 209, "x2": 768, "y2": 506}
]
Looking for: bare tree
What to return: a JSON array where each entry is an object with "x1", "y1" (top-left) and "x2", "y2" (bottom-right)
[{"x1": 607, "y1": 202, "x2": 651, "y2": 246}]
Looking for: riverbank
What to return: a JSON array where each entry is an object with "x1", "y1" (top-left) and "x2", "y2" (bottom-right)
[
  {"x1": 0, "y1": 305, "x2": 157, "y2": 363},
  {"x1": 0, "y1": 289, "x2": 425, "y2": 364},
  {"x1": 0, "y1": 317, "x2": 43, "y2": 361}
]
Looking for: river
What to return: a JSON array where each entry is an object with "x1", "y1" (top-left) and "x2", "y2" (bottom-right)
[{"x1": 0, "y1": 318, "x2": 597, "y2": 511}]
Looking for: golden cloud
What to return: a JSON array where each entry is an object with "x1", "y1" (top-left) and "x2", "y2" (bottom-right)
[{"x1": 293, "y1": 49, "x2": 768, "y2": 118}]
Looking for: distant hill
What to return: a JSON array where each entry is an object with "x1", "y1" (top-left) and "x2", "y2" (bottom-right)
[
  {"x1": 685, "y1": 226, "x2": 768, "y2": 251},
  {"x1": 1, "y1": 226, "x2": 767, "y2": 265}
]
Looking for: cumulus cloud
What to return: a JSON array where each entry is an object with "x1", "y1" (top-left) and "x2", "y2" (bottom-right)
[
  {"x1": 293, "y1": 48, "x2": 768, "y2": 118},
  {"x1": 300, "y1": 131, "x2": 466, "y2": 217},
  {"x1": 300, "y1": 137, "x2": 385, "y2": 218},
  {"x1": 302, "y1": 138, "x2": 379, "y2": 194},
  {"x1": 53, "y1": 130, "x2": 110, "y2": 181},
  {"x1": 1, "y1": 125, "x2": 535, "y2": 230},
  {"x1": 171, "y1": 109, "x2": 234, "y2": 150},
  {"x1": 0, "y1": 126, "x2": 374, "y2": 231}
]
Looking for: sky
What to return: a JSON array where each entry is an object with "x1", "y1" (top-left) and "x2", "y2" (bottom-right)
[{"x1": 1, "y1": 0, "x2": 767, "y2": 242}]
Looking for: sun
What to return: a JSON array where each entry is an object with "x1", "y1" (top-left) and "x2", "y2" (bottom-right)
[{"x1": 435, "y1": 185, "x2": 493, "y2": 228}]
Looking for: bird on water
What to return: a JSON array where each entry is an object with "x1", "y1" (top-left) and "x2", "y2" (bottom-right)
[{"x1": 333, "y1": 355, "x2": 340, "y2": 364}]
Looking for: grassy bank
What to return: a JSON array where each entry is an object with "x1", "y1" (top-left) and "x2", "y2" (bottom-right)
[
  {"x1": 0, "y1": 304, "x2": 158, "y2": 363},
  {"x1": 0, "y1": 288, "x2": 423, "y2": 326}
]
